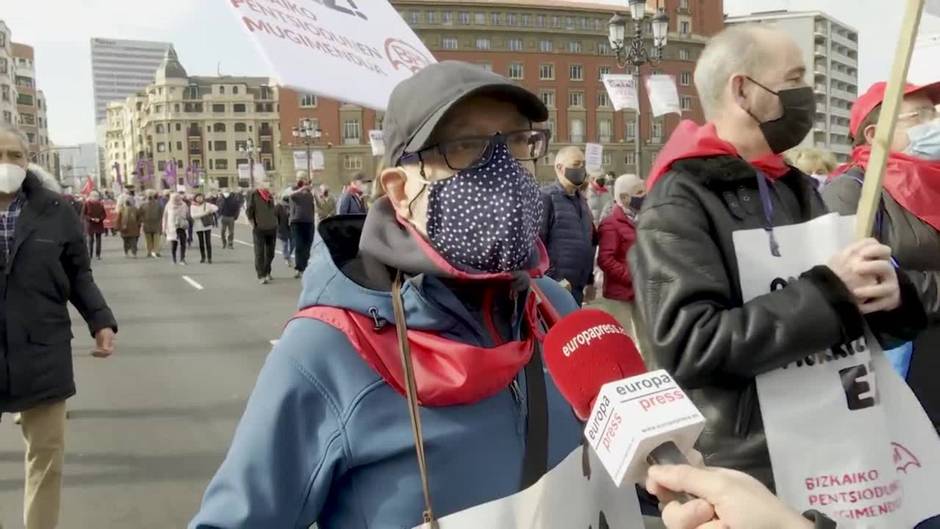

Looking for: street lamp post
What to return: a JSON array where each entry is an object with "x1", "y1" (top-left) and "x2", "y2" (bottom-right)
[
  {"x1": 292, "y1": 118, "x2": 322, "y2": 183},
  {"x1": 238, "y1": 138, "x2": 257, "y2": 189},
  {"x1": 608, "y1": 1, "x2": 669, "y2": 178}
]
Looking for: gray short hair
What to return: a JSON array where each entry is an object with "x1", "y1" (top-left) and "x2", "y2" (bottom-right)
[
  {"x1": 694, "y1": 25, "x2": 776, "y2": 120},
  {"x1": 0, "y1": 123, "x2": 29, "y2": 155}
]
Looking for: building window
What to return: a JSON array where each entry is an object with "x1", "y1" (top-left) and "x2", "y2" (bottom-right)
[
  {"x1": 156, "y1": 124, "x2": 165, "y2": 134},
  {"x1": 599, "y1": 66, "x2": 612, "y2": 80},
  {"x1": 566, "y1": 17, "x2": 575, "y2": 29},
  {"x1": 599, "y1": 119, "x2": 612, "y2": 142},
  {"x1": 652, "y1": 120, "x2": 664, "y2": 140},
  {"x1": 491, "y1": 12, "x2": 501, "y2": 25},
  {"x1": 546, "y1": 120, "x2": 557, "y2": 141},
  {"x1": 442, "y1": 11, "x2": 453, "y2": 24},
  {"x1": 680, "y1": 72, "x2": 692, "y2": 86},
  {"x1": 626, "y1": 120, "x2": 636, "y2": 139},
  {"x1": 0, "y1": 32, "x2": 5, "y2": 47},
  {"x1": 598, "y1": 42, "x2": 611, "y2": 55},
  {"x1": 680, "y1": 0, "x2": 689, "y2": 7},
  {"x1": 213, "y1": 123, "x2": 226, "y2": 132},
  {"x1": 428, "y1": 11, "x2": 438, "y2": 24},
  {"x1": 343, "y1": 120, "x2": 361, "y2": 144},
  {"x1": 522, "y1": 14, "x2": 531, "y2": 26},
  {"x1": 568, "y1": 90, "x2": 585, "y2": 108},
  {"x1": 442, "y1": 37, "x2": 458, "y2": 50},
  {"x1": 681, "y1": 96, "x2": 693, "y2": 110},
  {"x1": 598, "y1": 92, "x2": 611, "y2": 107},
  {"x1": 176, "y1": 141, "x2": 183, "y2": 151},
  {"x1": 508, "y1": 13, "x2": 518, "y2": 25},
  {"x1": 219, "y1": 86, "x2": 225, "y2": 95},
  {"x1": 508, "y1": 38, "x2": 524, "y2": 51},
  {"x1": 16, "y1": 93, "x2": 33, "y2": 106},
  {"x1": 475, "y1": 38, "x2": 491, "y2": 50},
  {"x1": 1, "y1": 85, "x2": 8, "y2": 102},
  {"x1": 568, "y1": 41, "x2": 583, "y2": 53},
  {"x1": 603, "y1": 152, "x2": 613, "y2": 166},
  {"x1": 233, "y1": 103, "x2": 247, "y2": 113},
  {"x1": 540, "y1": 64, "x2": 555, "y2": 80},
  {"x1": 474, "y1": 12, "x2": 485, "y2": 25},
  {"x1": 157, "y1": 142, "x2": 166, "y2": 153},
  {"x1": 540, "y1": 40, "x2": 553, "y2": 52},
  {"x1": 214, "y1": 141, "x2": 227, "y2": 151},
  {"x1": 540, "y1": 90, "x2": 556, "y2": 108},
  {"x1": 175, "y1": 123, "x2": 182, "y2": 131},
  {"x1": 216, "y1": 159, "x2": 228, "y2": 170},
  {"x1": 569, "y1": 64, "x2": 584, "y2": 81},
  {"x1": 570, "y1": 119, "x2": 585, "y2": 143},
  {"x1": 234, "y1": 122, "x2": 247, "y2": 132},
  {"x1": 300, "y1": 94, "x2": 318, "y2": 107},
  {"x1": 536, "y1": 15, "x2": 545, "y2": 27},
  {"x1": 626, "y1": 151, "x2": 636, "y2": 165},
  {"x1": 679, "y1": 48, "x2": 690, "y2": 61},
  {"x1": 411, "y1": 11, "x2": 421, "y2": 25},
  {"x1": 233, "y1": 86, "x2": 239, "y2": 95},
  {"x1": 344, "y1": 155, "x2": 364, "y2": 171},
  {"x1": 2, "y1": 111, "x2": 10, "y2": 124},
  {"x1": 552, "y1": 16, "x2": 561, "y2": 28},
  {"x1": 679, "y1": 16, "x2": 692, "y2": 35},
  {"x1": 508, "y1": 63, "x2": 524, "y2": 80},
  {"x1": 459, "y1": 11, "x2": 470, "y2": 24},
  {"x1": 212, "y1": 104, "x2": 225, "y2": 113},
  {"x1": 0, "y1": 58, "x2": 6, "y2": 74}
]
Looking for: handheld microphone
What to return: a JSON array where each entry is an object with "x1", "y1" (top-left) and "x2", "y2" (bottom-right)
[{"x1": 543, "y1": 309, "x2": 705, "y2": 494}]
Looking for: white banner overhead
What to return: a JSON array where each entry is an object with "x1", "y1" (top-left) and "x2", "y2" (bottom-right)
[
  {"x1": 645, "y1": 75, "x2": 681, "y2": 117},
  {"x1": 602, "y1": 74, "x2": 640, "y2": 112},
  {"x1": 927, "y1": 0, "x2": 940, "y2": 16},
  {"x1": 237, "y1": 162, "x2": 266, "y2": 180},
  {"x1": 293, "y1": 150, "x2": 325, "y2": 171},
  {"x1": 227, "y1": 0, "x2": 436, "y2": 111}
]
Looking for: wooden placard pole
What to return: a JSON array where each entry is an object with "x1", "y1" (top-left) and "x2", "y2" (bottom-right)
[{"x1": 856, "y1": 0, "x2": 926, "y2": 239}]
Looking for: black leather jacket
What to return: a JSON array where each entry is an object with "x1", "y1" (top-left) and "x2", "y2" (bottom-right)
[{"x1": 629, "y1": 156, "x2": 925, "y2": 488}]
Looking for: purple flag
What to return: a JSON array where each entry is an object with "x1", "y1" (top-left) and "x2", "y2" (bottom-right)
[{"x1": 165, "y1": 158, "x2": 178, "y2": 186}]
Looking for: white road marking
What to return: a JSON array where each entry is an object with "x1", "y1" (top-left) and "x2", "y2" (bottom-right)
[
  {"x1": 182, "y1": 276, "x2": 205, "y2": 290},
  {"x1": 212, "y1": 233, "x2": 282, "y2": 255}
]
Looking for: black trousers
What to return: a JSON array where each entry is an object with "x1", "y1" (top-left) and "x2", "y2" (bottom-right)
[
  {"x1": 171, "y1": 228, "x2": 188, "y2": 263},
  {"x1": 88, "y1": 232, "x2": 102, "y2": 258},
  {"x1": 253, "y1": 229, "x2": 277, "y2": 279},
  {"x1": 122, "y1": 236, "x2": 139, "y2": 255},
  {"x1": 290, "y1": 222, "x2": 315, "y2": 272},
  {"x1": 196, "y1": 230, "x2": 213, "y2": 262}
]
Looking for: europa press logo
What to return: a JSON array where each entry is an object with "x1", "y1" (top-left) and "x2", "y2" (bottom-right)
[{"x1": 385, "y1": 38, "x2": 432, "y2": 74}]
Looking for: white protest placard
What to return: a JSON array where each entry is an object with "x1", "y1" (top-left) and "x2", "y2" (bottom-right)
[
  {"x1": 237, "y1": 163, "x2": 266, "y2": 180},
  {"x1": 928, "y1": 0, "x2": 940, "y2": 16},
  {"x1": 585, "y1": 143, "x2": 604, "y2": 174},
  {"x1": 645, "y1": 74, "x2": 681, "y2": 117},
  {"x1": 293, "y1": 151, "x2": 326, "y2": 171},
  {"x1": 368, "y1": 130, "x2": 385, "y2": 156},
  {"x1": 416, "y1": 446, "x2": 644, "y2": 529},
  {"x1": 227, "y1": 0, "x2": 436, "y2": 111},
  {"x1": 602, "y1": 74, "x2": 640, "y2": 112}
]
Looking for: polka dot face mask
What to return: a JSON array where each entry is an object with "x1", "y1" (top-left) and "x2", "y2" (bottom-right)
[{"x1": 425, "y1": 142, "x2": 543, "y2": 273}]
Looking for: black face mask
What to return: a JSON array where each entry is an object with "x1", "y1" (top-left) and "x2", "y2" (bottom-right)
[
  {"x1": 564, "y1": 166, "x2": 587, "y2": 186},
  {"x1": 629, "y1": 196, "x2": 645, "y2": 211},
  {"x1": 744, "y1": 77, "x2": 815, "y2": 154}
]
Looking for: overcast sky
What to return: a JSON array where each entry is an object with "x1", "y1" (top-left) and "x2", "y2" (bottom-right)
[{"x1": 4, "y1": 0, "x2": 940, "y2": 145}]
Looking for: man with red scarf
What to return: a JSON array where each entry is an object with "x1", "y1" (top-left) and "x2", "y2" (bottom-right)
[
  {"x1": 822, "y1": 81, "x2": 940, "y2": 432},
  {"x1": 628, "y1": 25, "x2": 925, "y2": 491},
  {"x1": 245, "y1": 179, "x2": 278, "y2": 284}
]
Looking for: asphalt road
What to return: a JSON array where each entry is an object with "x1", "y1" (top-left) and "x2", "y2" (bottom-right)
[{"x1": 0, "y1": 225, "x2": 304, "y2": 528}]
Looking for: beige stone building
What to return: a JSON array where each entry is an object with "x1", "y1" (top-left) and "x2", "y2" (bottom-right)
[
  {"x1": 105, "y1": 47, "x2": 281, "y2": 190},
  {"x1": 0, "y1": 21, "x2": 16, "y2": 129}
]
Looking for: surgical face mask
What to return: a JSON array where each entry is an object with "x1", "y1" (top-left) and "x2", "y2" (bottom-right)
[
  {"x1": 425, "y1": 142, "x2": 543, "y2": 273},
  {"x1": 905, "y1": 120, "x2": 940, "y2": 161},
  {"x1": 744, "y1": 78, "x2": 815, "y2": 154},
  {"x1": 0, "y1": 163, "x2": 26, "y2": 194},
  {"x1": 629, "y1": 196, "x2": 645, "y2": 211},
  {"x1": 564, "y1": 166, "x2": 587, "y2": 186}
]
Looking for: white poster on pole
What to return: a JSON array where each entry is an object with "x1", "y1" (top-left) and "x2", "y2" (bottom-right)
[
  {"x1": 413, "y1": 446, "x2": 644, "y2": 529},
  {"x1": 226, "y1": 0, "x2": 436, "y2": 111},
  {"x1": 368, "y1": 130, "x2": 385, "y2": 156},
  {"x1": 602, "y1": 74, "x2": 640, "y2": 112},
  {"x1": 927, "y1": 0, "x2": 940, "y2": 16},
  {"x1": 237, "y1": 163, "x2": 266, "y2": 180},
  {"x1": 293, "y1": 151, "x2": 326, "y2": 171},
  {"x1": 585, "y1": 143, "x2": 604, "y2": 174},
  {"x1": 645, "y1": 75, "x2": 681, "y2": 117}
]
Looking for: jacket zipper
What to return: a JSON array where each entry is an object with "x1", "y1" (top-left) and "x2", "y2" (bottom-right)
[{"x1": 510, "y1": 377, "x2": 526, "y2": 437}]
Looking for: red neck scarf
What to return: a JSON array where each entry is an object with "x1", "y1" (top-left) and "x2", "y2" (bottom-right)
[
  {"x1": 647, "y1": 120, "x2": 790, "y2": 189},
  {"x1": 589, "y1": 181, "x2": 608, "y2": 194},
  {"x1": 836, "y1": 146, "x2": 940, "y2": 232},
  {"x1": 257, "y1": 189, "x2": 272, "y2": 203}
]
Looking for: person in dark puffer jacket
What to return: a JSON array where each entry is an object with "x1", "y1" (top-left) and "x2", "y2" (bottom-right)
[{"x1": 539, "y1": 146, "x2": 596, "y2": 306}]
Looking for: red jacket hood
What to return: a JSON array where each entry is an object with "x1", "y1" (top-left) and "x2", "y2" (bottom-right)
[{"x1": 646, "y1": 120, "x2": 790, "y2": 190}]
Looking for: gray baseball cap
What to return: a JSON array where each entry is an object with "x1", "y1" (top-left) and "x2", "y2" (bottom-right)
[{"x1": 383, "y1": 60, "x2": 548, "y2": 166}]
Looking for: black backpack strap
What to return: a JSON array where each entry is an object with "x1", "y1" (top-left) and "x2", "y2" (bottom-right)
[{"x1": 520, "y1": 343, "x2": 548, "y2": 489}]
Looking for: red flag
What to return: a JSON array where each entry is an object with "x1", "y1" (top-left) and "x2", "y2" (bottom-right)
[{"x1": 80, "y1": 176, "x2": 95, "y2": 196}]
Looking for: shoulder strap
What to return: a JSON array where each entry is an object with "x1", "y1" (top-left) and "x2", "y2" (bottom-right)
[
  {"x1": 391, "y1": 272, "x2": 438, "y2": 528},
  {"x1": 520, "y1": 344, "x2": 548, "y2": 489}
]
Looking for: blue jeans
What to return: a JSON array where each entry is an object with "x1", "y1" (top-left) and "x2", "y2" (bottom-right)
[{"x1": 280, "y1": 237, "x2": 294, "y2": 261}]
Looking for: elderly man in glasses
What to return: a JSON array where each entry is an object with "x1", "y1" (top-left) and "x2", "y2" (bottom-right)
[
  {"x1": 822, "y1": 81, "x2": 940, "y2": 442},
  {"x1": 191, "y1": 61, "x2": 587, "y2": 529}
]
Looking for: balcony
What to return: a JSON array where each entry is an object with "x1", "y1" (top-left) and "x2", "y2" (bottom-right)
[
  {"x1": 814, "y1": 121, "x2": 827, "y2": 131},
  {"x1": 814, "y1": 45, "x2": 827, "y2": 57},
  {"x1": 187, "y1": 127, "x2": 201, "y2": 138},
  {"x1": 815, "y1": 83, "x2": 827, "y2": 95},
  {"x1": 259, "y1": 126, "x2": 274, "y2": 137},
  {"x1": 831, "y1": 31, "x2": 856, "y2": 49},
  {"x1": 188, "y1": 146, "x2": 202, "y2": 155},
  {"x1": 831, "y1": 69, "x2": 856, "y2": 85},
  {"x1": 816, "y1": 102, "x2": 828, "y2": 113}
]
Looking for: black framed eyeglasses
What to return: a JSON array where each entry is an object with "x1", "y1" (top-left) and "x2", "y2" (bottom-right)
[{"x1": 400, "y1": 129, "x2": 552, "y2": 172}]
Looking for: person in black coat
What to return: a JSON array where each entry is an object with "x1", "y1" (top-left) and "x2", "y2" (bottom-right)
[{"x1": 0, "y1": 124, "x2": 118, "y2": 529}]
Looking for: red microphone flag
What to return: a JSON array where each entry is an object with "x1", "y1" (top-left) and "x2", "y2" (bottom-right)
[{"x1": 542, "y1": 309, "x2": 646, "y2": 420}]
